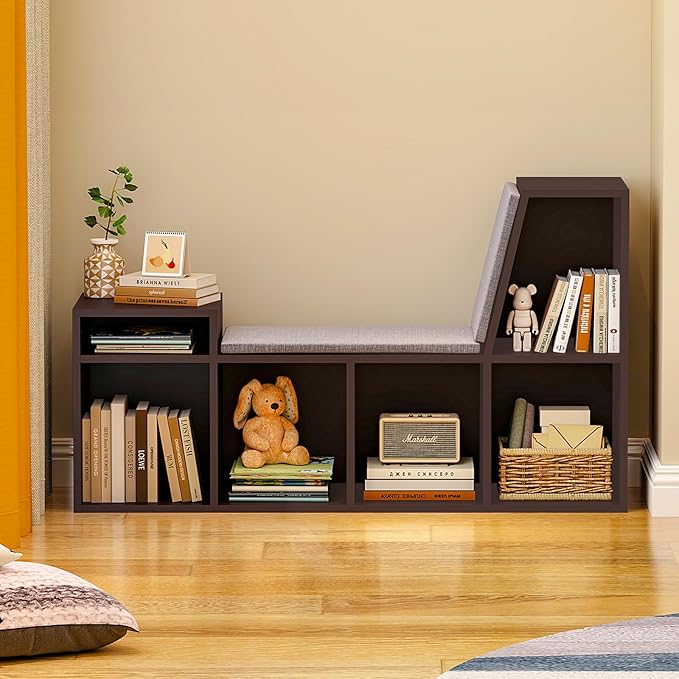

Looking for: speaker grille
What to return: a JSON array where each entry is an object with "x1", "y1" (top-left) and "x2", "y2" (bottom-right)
[{"x1": 382, "y1": 421, "x2": 458, "y2": 460}]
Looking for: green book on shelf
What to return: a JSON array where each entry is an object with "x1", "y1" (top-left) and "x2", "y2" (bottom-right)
[
  {"x1": 508, "y1": 397, "x2": 527, "y2": 448},
  {"x1": 229, "y1": 456, "x2": 334, "y2": 481}
]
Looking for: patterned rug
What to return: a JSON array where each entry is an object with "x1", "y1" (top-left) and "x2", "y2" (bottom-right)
[{"x1": 438, "y1": 614, "x2": 679, "y2": 677}]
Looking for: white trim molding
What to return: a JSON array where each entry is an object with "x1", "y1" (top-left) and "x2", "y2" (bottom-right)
[{"x1": 641, "y1": 439, "x2": 679, "y2": 517}]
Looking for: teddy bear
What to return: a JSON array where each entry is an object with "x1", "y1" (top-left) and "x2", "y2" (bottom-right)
[
  {"x1": 233, "y1": 376, "x2": 310, "y2": 468},
  {"x1": 506, "y1": 283, "x2": 538, "y2": 351}
]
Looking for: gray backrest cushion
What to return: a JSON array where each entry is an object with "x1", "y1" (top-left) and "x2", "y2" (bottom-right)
[{"x1": 471, "y1": 182, "x2": 520, "y2": 342}]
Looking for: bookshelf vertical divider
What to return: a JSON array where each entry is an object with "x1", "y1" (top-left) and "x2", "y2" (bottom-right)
[{"x1": 73, "y1": 177, "x2": 629, "y2": 513}]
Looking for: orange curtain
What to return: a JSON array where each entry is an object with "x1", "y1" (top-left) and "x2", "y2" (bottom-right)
[{"x1": 0, "y1": 0, "x2": 32, "y2": 547}]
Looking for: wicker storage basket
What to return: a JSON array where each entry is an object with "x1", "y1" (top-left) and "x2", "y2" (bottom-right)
[{"x1": 498, "y1": 437, "x2": 612, "y2": 501}]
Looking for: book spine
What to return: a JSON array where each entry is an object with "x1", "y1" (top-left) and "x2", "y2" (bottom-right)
[
  {"x1": 147, "y1": 409, "x2": 159, "y2": 503},
  {"x1": 135, "y1": 406, "x2": 148, "y2": 503},
  {"x1": 81, "y1": 414, "x2": 91, "y2": 503},
  {"x1": 101, "y1": 404, "x2": 112, "y2": 503},
  {"x1": 521, "y1": 402, "x2": 535, "y2": 448},
  {"x1": 168, "y1": 413, "x2": 191, "y2": 501},
  {"x1": 229, "y1": 492, "x2": 329, "y2": 499},
  {"x1": 363, "y1": 479, "x2": 475, "y2": 491},
  {"x1": 110, "y1": 396, "x2": 127, "y2": 503},
  {"x1": 117, "y1": 274, "x2": 215, "y2": 289},
  {"x1": 362, "y1": 490, "x2": 476, "y2": 501},
  {"x1": 593, "y1": 270, "x2": 608, "y2": 353},
  {"x1": 90, "y1": 400, "x2": 103, "y2": 503},
  {"x1": 575, "y1": 269, "x2": 594, "y2": 352},
  {"x1": 157, "y1": 409, "x2": 182, "y2": 502},
  {"x1": 365, "y1": 469, "x2": 475, "y2": 480},
  {"x1": 534, "y1": 276, "x2": 568, "y2": 353},
  {"x1": 553, "y1": 271, "x2": 583, "y2": 353},
  {"x1": 508, "y1": 397, "x2": 527, "y2": 449},
  {"x1": 114, "y1": 285, "x2": 217, "y2": 299},
  {"x1": 607, "y1": 270, "x2": 620, "y2": 353},
  {"x1": 179, "y1": 412, "x2": 202, "y2": 502},
  {"x1": 125, "y1": 410, "x2": 136, "y2": 502},
  {"x1": 114, "y1": 295, "x2": 202, "y2": 307}
]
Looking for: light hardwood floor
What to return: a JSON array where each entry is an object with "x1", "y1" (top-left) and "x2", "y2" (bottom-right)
[{"x1": 3, "y1": 490, "x2": 679, "y2": 678}]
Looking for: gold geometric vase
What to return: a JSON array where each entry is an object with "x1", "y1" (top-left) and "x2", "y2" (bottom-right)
[{"x1": 83, "y1": 238, "x2": 125, "y2": 298}]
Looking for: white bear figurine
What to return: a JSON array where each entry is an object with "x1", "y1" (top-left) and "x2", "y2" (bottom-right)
[{"x1": 506, "y1": 283, "x2": 539, "y2": 351}]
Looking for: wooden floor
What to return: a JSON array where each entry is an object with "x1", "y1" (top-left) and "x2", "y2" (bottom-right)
[{"x1": 3, "y1": 489, "x2": 679, "y2": 678}]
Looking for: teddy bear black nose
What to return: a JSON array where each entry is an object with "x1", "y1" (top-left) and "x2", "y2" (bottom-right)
[{"x1": 271, "y1": 403, "x2": 279, "y2": 410}]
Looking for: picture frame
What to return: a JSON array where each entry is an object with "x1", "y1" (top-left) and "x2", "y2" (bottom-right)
[{"x1": 141, "y1": 231, "x2": 190, "y2": 277}]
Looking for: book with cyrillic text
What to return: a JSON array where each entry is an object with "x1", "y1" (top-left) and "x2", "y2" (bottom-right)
[{"x1": 575, "y1": 268, "x2": 594, "y2": 352}]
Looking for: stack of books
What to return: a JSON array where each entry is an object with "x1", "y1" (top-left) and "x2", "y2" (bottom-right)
[
  {"x1": 228, "y1": 456, "x2": 334, "y2": 502},
  {"x1": 363, "y1": 457, "x2": 476, "y2": 501},
  {"x1": 81, "y1": 396, "x2": 203, "y2": 503},
  {"x1": 90, "y1": 325, "x2": 194, "y2": 354},
  {"x1": 534, "y1": 268, "x2": 621, "y2": 353},
  {"x1": 114, "y1": 271, "x2": 221, "y2": 307}
]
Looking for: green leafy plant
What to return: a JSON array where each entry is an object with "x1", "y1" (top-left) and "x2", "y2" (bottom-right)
[{"x1": 84, "y1": 166, "x2": 138, "y2": 238}]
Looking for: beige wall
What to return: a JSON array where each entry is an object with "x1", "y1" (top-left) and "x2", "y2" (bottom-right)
[
  {"x1": 51, "y1": 0, "x2": 652, "y2": 438},
  {"x1": 651, "y1": 0, "x2": 679, "y2": 463}
]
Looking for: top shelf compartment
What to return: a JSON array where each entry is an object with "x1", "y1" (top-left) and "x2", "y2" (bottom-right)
[
  {"x1": 488, "y1": 178, "x2": 628, "y2": 360},
  {"x1": 74, "y1": 296, "x2": 222, "y2": 358}
]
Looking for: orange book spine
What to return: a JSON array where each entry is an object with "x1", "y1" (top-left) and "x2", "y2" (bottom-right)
[
  {"x1": 114, "y1": 285, "x2": 217, "y2": 299},
  {"x1": 576, "y1": 269, "x2": 595, "y2": 352},
  {"x1": 362, "y1": 490, "x2": 476, "y2": 501},
  {"x1": 114, "y1": 295, "x2": 201, "y2": 307}
]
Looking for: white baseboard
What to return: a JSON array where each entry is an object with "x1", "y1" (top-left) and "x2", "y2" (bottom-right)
[
  {"x1": 51, "y1": 436, "x2": 647, "y2": 490},
  {"x1": 641, "y1": 438, "x2": 679, "y2": 517}
]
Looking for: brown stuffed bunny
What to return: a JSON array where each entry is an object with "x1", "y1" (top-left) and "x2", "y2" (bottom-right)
[{"x1": 233, "y1": 376, "x2": 310, "y2": 468}]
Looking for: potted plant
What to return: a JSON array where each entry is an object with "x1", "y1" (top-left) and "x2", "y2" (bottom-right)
[{"x1": 82, "y1": 166, "x2": 138, "y2": 298}]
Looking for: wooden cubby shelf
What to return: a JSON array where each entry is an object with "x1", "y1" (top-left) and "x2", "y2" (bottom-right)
[{"x1": 73, "y1": 177, "x2": 629, "y2": 513}]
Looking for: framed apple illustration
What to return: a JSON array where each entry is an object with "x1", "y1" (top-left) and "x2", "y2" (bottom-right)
[{"x1": 142, "y1": 232, "x2": 190, "y2": 277}]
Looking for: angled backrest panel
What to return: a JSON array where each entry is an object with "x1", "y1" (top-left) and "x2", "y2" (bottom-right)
[{"x1": 471, "y1": 182, "x2": 520, "y2": 342}]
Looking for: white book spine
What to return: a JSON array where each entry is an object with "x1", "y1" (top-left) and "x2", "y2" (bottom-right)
[
  {"x1": 117, "y1": 272, "x2": 216, "y2": 289},
  {"x1": 364, "y1": 479, "x2": 475, "y2": 491},
  {"x1": 552, "y1": 271, "x2": 583, "y2": 353},
  {"x1": 607, "y1": 270, "x2": 621, "y2": 353},
  {"x1": 534, "y1": 277, "x2": 568, "y2": 353},
  {"x1": 110, "y1": 395, "x2": 128, "y2": 503},
  {"x1": 147, "y1": 407, "x2": 159, "y2": 503},
  {"x1": 593, "y1": 269, "x2": 608, "y2": 353}
]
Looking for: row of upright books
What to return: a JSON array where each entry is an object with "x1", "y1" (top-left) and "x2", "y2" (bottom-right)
[
  {"x1": 90, "y1": 325, "x2": 195, "y2": 354},
  {"x1": 535, "y1": 268, "x2": 620, "y2": 353},
  {"x1": 363, "y1": 457, "x2": 475, "y2": 502},
  {"x1": 228, "y1": 457, "x2": 334, "y2": 502},
  {"x1": 113, "y1": 271, "x2": 221, "y2": 307},
  {"x1": 82, "y1": 397, "x2": 203, "y2": 504}
]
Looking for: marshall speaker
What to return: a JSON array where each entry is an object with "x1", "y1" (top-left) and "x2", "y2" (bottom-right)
[{"x1": 378, "y1": 413, "x2": 460, "y2": 463}]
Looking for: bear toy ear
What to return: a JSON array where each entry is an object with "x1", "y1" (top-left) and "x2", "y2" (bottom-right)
[
  {"x1": 508, "y1": 283, "x2": 518, "y2": 295},
  {"x1": 527, "y1": 283, "x2": 537, "y2": 295},
  {"x1": 233, "y1": 379, "x2": 261, "y2": 430},
  {"x1": 276, "y1": 376, "x2": 299, "y2": 424}
]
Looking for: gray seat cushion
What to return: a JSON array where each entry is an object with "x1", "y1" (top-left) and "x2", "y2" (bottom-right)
[
  {"x1": 221, "y1": 326, "x2": 480, "y2": 354},
  {"x1": 471, "y1": 182, "x2": 520, "y2": 342}
]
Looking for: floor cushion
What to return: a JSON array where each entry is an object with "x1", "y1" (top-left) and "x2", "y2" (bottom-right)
[{"x1": 0, "y1": 561, "x2": 138, "y2": 657}]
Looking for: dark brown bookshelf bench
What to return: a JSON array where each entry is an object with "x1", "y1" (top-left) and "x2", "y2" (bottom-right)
[{"x1": 73, "y1": 177, "x2": 629, "y2": 513}]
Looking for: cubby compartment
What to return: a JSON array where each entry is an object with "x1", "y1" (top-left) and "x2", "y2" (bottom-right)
[
  {"x1": 494, "y1": 195, "x2": 619, "y2": 351},
  {"x1": 79, "y1": 315, "x2": 213, "y2": 356},
  {"x1": 354, "y1": 363, "x2": 481, "y2": 509},
  {"x1": 219, "y1": 362, "x2": 347, "y2": 508},
  {"x1": 76, "y1": 363, "x2": 212, "y2": 508},
  {"x1": 490, "y1": 363, "x2": 622, "y2": 510}
]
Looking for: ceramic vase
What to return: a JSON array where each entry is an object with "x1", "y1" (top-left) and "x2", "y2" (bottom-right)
[{"x1": 83, "y1": 238, "x2": 125, "y2": 298}]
